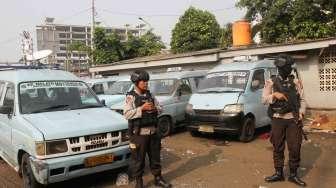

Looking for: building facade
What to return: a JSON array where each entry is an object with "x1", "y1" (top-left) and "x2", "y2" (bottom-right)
[{"x1": 36, "y1": 18, "x2": 144, "y2": 75}]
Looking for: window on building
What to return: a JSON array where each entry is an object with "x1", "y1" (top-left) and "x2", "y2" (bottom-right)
[
  {"x1": 319, "y1": 46, "x2": 336, "y2": 92},
  {"x1": 59, "y1": 33, "x2": 70, "y2": 38},
  {"x1": 56, "y1": 53, "x2": 67, "y2": 57},
  {"x1": 59, "y1": 40, "x2": 70, "y2": 44},
  {"x1": 72, "y1": 34, "x2": 86, "y2": 39},
  {"x1": 59, "y1": 46, "x2": 66, "y2": 51},
  {"x1": 55, "y1": 26, "x2": 70, "y2": 31},
  {"x1": 72, "y1": 27, "x2": 85, "y2": 32}
]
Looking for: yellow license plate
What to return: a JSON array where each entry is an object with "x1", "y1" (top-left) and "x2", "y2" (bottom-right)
[
  {"x1": 84, "y1": 154, "x2": 114, "y2": 167},
  {"x1": 199, "y1": 125, "x2": 214, "y2": 133}
]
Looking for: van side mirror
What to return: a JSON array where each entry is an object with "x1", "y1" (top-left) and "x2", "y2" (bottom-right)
[
  {"x1": 100, "y1": 99, "x2": 106, "y2": 106},
  {"x1": 251, "y1": 80, "x2": 260, "y2": 91},
  {"x1": 0, "y1": 106, "x2": 13, "y2": 116}
]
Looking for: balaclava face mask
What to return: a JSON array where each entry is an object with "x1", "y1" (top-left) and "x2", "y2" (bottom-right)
[{"x1": 278, "y1": 64, "x2": 292, "y2": 80}]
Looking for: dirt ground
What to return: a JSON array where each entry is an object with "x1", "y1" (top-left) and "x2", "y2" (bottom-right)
[{"x1": 1, "y1": 127, "x2": 336, "y2": 188}]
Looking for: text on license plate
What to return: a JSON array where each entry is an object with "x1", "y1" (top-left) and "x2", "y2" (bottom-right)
[
  {"x1": 199, "y1": 125, "x2": 214, "y2": 133},
  {"x1": 84, "y1": 154, "x2": 114, "y2": 167}
]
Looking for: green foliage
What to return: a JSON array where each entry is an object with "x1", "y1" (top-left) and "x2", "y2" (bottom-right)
[
  {"x1": 171, "y1": 7, "x2": 221, "y2": 53},
  {"x1": 220, "y1": 23, "x2": 233, "y2": 48},
  {"x1": 237, "y1": 0, "x2": 336, "y2": 43},
  {"x1": 124, "y1": 31, "x2": 165, "y2": 59},
  {"x1": 93, "y1": 27, "x2": 165, "y2": 65}
]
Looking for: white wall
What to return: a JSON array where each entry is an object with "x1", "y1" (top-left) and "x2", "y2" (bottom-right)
[{"x1": 297, "y1": 50, "x2": 336, "y2": 109}]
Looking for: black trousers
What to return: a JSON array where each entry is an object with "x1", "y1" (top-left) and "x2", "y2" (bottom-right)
[
  {"x1": 270, "y1": 118, "x2": 302, "y2": 170},
  {"x1": 129, "y1": 133, "x2": 162, "y2": 178}
]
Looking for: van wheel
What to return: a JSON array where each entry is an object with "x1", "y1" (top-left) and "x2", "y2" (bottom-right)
[
  {"x1": 158, "y1": 116, "x2": 172, "y2": 137},
  {"x1": 21, "y1": 153, "x2": 43, "y2": 188},
  {"x1": 239, "y1": 117, "x2": 255, "y2": 142}
]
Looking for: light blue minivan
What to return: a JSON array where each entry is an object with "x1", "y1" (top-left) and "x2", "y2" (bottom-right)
[
  {"x1": 0, "y1": 69, "x2": 130, "y2": 187},
  {"x1": 186, "y1": 60, "x2": 276, "y2": 142},
  {"x1": 111, "y1": 70, "x2": 206, "y2": 136},
  {"x1": 86, "y1": 76, "x2": 133, "y2": 107}
]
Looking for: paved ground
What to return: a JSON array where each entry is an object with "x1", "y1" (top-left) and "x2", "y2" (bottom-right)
[{"x1": 1, "y1": 127, "x2": 336, "y2": 188}]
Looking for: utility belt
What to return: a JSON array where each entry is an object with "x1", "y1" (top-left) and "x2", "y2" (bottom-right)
[
  {"x1": 129, "y1": 116, "x2": 158, "y2": 136},
  {"x1": 133, "y1": 126, "x2": 156, "y2": 135}
]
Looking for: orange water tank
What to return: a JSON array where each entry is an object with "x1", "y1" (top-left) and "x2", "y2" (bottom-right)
[{"x1": 232, "y1": 20, "x2": 252, "y2": 47}]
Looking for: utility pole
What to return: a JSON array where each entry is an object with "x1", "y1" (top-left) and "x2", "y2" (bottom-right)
[{"x1": 91, "y1": 0, "x2": 95, "y2": 65}]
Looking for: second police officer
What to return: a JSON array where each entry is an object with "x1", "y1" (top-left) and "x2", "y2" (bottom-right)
[
  {"x1": 262, "y1": 55, "x2": 307, "y2": 187},
  {"x1": 123, "y1": 70, "x2": 172, "y2": 188}
]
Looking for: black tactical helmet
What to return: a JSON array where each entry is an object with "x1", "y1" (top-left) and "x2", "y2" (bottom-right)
[
  {"x1": 131, "y1": 70, "x2": 150, "y2": 84},
  {"x1": 274, "y1": 54, "x2": 294, "y2": 79},
  {"x1": 274, "y1": 54, "x2": 294, "y2": 68}
]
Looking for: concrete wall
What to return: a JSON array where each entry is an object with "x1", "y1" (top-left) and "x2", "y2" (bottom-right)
[{"x1": 296, "y1": 50, "x2": 336, "y2": 109}]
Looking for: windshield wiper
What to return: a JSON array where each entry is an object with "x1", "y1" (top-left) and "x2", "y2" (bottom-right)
[
  {"x1": 73, "y1": 104, "x2": 103, "y2": 110},
  {"x1": 30, "y1": 104, "x2": 70, "y2": 113}
]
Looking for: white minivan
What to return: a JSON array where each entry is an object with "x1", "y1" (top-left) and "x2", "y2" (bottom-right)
[{"x1": 186, "y1": 60, "x2": 276, "y2": 142}]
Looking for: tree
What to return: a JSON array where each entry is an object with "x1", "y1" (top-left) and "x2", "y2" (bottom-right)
[
  {"x1": 93, "y1": 27, "x2": 124, "y2": 64},
  {"x1": 220, "y1": 23, "x2": 233, "y2": 48},
  {"x1": 236, "y1": 0, "x2": 336, "y2": 43},
  {"x1": 124, "y1": 31, "x2": 165, "y2": 59},
  {"x1": 171, "y1": 7, "x2": 221, "y2": 53},
  {"x1": 92, "y1": 27, "x2": 165, "y2": 64}
]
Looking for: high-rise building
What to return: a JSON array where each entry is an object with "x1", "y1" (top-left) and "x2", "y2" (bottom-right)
[{"x1": 36, "y1": 18, "x2": 145, "y2": 74}]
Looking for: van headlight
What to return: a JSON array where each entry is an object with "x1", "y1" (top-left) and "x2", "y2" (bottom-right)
[
  {"x1": 185, "y1": 103, "x2": 195, "y2": 115},
  {"x1": 222, "y1": 104, "x2": 244, "y2": 114},
  {"x1": 35, "y1": 140, "x2": 68, "y2": 156}
]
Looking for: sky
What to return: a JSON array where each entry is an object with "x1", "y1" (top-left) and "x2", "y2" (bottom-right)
[{"x1": 0, "y1": 0, "x2": 245, "y2": 62}]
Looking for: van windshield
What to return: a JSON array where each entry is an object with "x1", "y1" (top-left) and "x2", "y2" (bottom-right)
[
  {"x1": 19, "y1": 81, "x2": 103, "y2": 114},
  {"x1": 149, "y1": 79, "x2": 176, "y2": 96},
  {"x1": 105, "y1": 81, "x2": 133, "y2": 95},
  {"x1": 198, "y1": 71, "x2": 249, "y2": 93}
]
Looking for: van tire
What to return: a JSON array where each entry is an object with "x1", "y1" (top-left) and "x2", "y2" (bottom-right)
[
  {"x1": 158, "y1": 116, "x2": 172, "y2": 137},
  {"x1": 239, "y1": 117, "x2": 255, "y2": 142},
  {"x1": 21, "y1": 153, "x2": 44, "y2": 188}
]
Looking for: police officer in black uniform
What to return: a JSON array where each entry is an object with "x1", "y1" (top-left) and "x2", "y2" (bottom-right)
[
  {"x1": 123, "y1": 70, "x2": 172, "y2": 188},
  {"x1": 262, "y1": 55, "x2": 306, "y2": 187}
]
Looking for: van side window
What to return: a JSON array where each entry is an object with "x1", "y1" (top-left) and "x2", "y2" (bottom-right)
[
  {"x1": 251, "y1": 69, "x2": 265, "y2": 90},
  {"x1": 180, "y1": 79, "x2": 192, "y2": 95},
  {"x1": 3, "y1": 84, "x2": 15, "y2": 108},
  {"x1": 0, "y1": 82, "x2": 5, "y2": 100},
  {"x1": 92, "y1": 83, "x2": 104, "y2": 95}
]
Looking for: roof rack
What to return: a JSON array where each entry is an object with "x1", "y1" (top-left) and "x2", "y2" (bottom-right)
[{"x1": 0, "y1": 64, "x2": 61, "y2": 71}]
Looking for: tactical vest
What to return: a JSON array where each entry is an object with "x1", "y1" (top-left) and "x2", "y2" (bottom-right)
[
  {"x1": 268, "y1": 75, "x2": 300, "y2": 119},
  {"x1": 128, "y1": 90, "x2": 158, "y2": 129}
]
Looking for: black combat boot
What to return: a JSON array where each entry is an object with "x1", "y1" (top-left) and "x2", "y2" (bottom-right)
[
  {"x1": 265, "y1": 168, "x2": 285, "y2": 182},
  {"x1": 135, "y1": 177, "x2": 144, "y2": 188},
  {"x1": 154, "y1": 176, "x2": 172, "y2": 188},
  {"x1": 288, "y1": 169, "x2": 306, "y2": 187}
]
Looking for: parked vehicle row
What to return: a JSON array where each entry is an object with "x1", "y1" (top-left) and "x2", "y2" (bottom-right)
[{"x1": 0, "y1": 59, "x2": 281, "y2": 187}]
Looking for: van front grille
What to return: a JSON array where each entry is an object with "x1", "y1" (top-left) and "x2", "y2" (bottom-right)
[{"x1": 194, "y1": 109, "x2": 221, "y2": 116}]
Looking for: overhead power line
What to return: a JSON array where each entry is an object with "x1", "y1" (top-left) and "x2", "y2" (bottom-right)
[{"x1": 99, "y1": 6, "x2": 236, "y2": 18}]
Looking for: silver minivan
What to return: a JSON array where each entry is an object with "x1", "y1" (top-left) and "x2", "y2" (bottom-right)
[
  {"x1": 86, "y1": 76, "x2": 133, "y2": 107},
  {"x1": 111, "y1": 70, "x2": 206, "y2": 136},
  {"x1": 186, "y1": 60, "x2": 276, "y2": 142}
]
